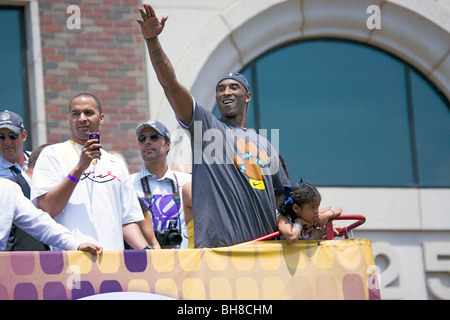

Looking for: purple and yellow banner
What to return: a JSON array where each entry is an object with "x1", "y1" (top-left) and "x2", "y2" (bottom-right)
[{"x1": 0, "y1": 239, "x2": 380, "y2": 300}]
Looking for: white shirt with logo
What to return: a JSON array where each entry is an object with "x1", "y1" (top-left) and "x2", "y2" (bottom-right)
[
  {"x1": 131, "y1": 167, "x2": 191, "y2": 248},
  {"x1": 30, "y1": 140, "x2": 143, "y2": 250}
]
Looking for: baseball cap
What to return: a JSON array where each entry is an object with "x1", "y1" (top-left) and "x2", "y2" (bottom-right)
[
  {"x1": 216, "y1": 72, "x2": 250, "y2": 92},
  {"x1": 135, "y1": 120, "x2": 170, "y2": 140},
  {"x1": 0, "y1": 110, "x2": 25, "y2": 133}
]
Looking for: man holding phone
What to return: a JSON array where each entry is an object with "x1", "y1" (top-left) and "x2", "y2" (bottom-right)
[{"x1": 31, "y1": 93, "x2": 150, "y2": 251}]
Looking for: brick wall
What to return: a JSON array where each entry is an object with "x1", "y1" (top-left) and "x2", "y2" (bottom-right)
[{"x1": 39, "y1": 0, "x2": 148, "y2": 173}]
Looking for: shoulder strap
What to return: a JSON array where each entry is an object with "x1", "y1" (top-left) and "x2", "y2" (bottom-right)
[
  {"x1": 170, "y1": 173, "x2": 182, "y2": 232},
  {"x1": 171, "y1": 173, "x2": 180, "y2": 205},
  {"x1": 140, "y1": 176, "x2": 158, "y2": 229},
  {"x1": 141, "y1": 173, "x2": 182, "y2": 231},
  {"x1": 140, "y1": 176, "x2": 153, "y2": 206}
]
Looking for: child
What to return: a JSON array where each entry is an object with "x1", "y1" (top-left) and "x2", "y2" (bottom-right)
[{"x1": 277, "y1": 182, "x2": 342, "y2": 243}]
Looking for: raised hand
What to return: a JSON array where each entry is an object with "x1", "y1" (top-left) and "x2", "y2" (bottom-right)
[{"x1": 137, "y1": 4, "x2": 168, "y2": 39}]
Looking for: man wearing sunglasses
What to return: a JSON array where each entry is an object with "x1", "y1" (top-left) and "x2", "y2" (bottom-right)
[
  {"x1": 131, "y1": 120, "x2": 191, "y2": 248},
  {"x1": 0, "y1": 110, "x2": 30, "y2": 180}
]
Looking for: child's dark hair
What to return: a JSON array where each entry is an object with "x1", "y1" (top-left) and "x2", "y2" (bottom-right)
[{"x1": 278, "y1": 182, "x2": 321, "y2": 220}]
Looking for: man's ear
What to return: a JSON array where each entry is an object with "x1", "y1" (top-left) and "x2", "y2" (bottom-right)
[
  {"x1": 21, "y1": 129, "x2": 28, "y2": 143},
  {"x1": 245, "y1": 91, "x2": 252, "y2": 103}
]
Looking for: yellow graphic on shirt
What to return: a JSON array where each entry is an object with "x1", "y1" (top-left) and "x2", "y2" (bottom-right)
[
  {"x1": 233, "y1": 139, "x2": 268, "y2": 190},
  {"x1": 249, "y1": 178, "x2": 265, "y2": 190}
]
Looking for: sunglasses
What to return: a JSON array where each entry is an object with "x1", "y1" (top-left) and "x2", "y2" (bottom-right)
[
  {"x1": 138, "y1": 132, "x2": 162, "y2": 143},
  {"x1": 0, "y1": 132, "x2": 19, "y2": 141}
]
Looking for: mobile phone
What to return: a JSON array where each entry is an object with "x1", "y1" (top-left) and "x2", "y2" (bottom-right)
[
  {"x1": 88, "y1": 132, "x2": 100, "y2": 142},
  {"x1": 88, "y1": 132, "x2": 100, "y2": 150}
]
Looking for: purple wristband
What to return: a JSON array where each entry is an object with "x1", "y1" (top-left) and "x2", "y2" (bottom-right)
[{"x1": 67, "y1": 174, "x2": 79, "y2": 183}]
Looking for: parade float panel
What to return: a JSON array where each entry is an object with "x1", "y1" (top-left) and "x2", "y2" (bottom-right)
[{"x1": 0, "y1": 228, "x2": 380, "y2": 300}]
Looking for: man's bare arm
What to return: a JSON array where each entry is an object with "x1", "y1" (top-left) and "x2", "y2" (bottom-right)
[
  {"x1": 137, "y1": 4, "x2": 193, "y2": 126},
  {"x1": 123, "y1": 222, "x2": 150, "y2": 249},
  {"x1": 37, "y1": 140, "x2": 100, "y2": 217},
  {"x1": 37, "y1": 170, "x2": 82, "y2": 218}
]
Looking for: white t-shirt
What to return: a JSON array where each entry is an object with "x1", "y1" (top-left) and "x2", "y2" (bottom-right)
[
  {"x1": 30, "y1": 140, "x2": 143, "y2": 250},
  {"x1": 131, "y1": 167, "x2": 191, "y2": 248},
  {"x1": 0, "y1": 178, "x2": 81, "y2": 251}
]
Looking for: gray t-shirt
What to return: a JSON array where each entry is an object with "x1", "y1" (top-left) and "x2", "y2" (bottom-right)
[{"x1": 183, "y1": 103, "x2": 288, "y2": 248}]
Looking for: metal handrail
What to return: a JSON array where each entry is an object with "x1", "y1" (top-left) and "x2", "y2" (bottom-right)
[
  {"x1": 250, "y1": 214, "x2": 366, "y2": 242},
  {"x1": 327, "y1": 214, "x2": 366, "y2": 240}
]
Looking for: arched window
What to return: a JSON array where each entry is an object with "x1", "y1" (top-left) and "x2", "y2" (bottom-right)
[{"x1": 214, "y1": 39, "x2": 450, "y2": 187}]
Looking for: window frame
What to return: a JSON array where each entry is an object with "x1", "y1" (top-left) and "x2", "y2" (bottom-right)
[
  {"x1": 1, "y1": 0, "x2": 46, "y2": 149},
  {"x1": 216, "y1": 38, "x2": 450, "y2": 188}
]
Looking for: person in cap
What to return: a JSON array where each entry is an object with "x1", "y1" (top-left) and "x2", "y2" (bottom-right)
[
  {"x1": 0, "y1": 110, "x2": 30, "y2": 179},
  {"x1": 131, "y1": 120, "x2": 191, "y2": 248},
  {"x1": 30, "y1": 93, "x2": 150, "y2": 251},
  {"x1": 136, "y1": 5, "x2": 289, "y2": 248}
]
